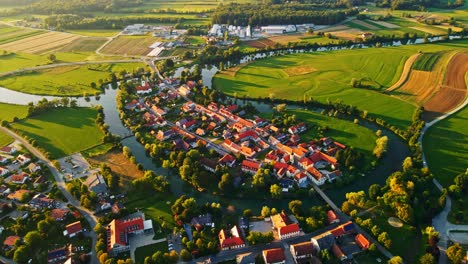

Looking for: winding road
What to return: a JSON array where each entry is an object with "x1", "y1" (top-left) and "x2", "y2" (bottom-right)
[
  {"x1": 419, "y1": 97, "x2": 468, "y2": 264},
  {"x1": 0, "y1": 126, "x2": 99, "y2": 264}
]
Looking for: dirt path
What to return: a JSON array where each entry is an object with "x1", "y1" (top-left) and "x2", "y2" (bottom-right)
[{"x1": 386, "y1": 53, "x2": 421, "y2": 91}]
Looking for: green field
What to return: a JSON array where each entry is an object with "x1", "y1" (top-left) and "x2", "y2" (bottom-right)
[
  {"x1": 0, "y1": 103, "x2": 29, "y2": 122},
  {"x1": 288, "y1": 109, "x2": 377, "y2": 159},
  {"x1": 214, "y1": 41, "x2": 468, "y2": 130},
  {"x1": 424, "y1": 106, "x2": 468, "y2": 187},
  {"x1": 412, "y1": 52, "x2": 441, "y2": 71},
  {"x1": 60, "y1": 37, "x2": 108, "y2": 53},
  {"x1": 0, "y1": 62, "x2": 145, "y2": 96},
  {"x1": 0, "y1": 132, "x2": 13, "y2": 147},
  {"x1": 12, "y1": 108, "x2": 105, "y2": 159},
  {"x1": 134, "y1": 242, "x2": 168, "y2": 264},
  {"x1": 0, "y1": 26, "x2": 45, "y2": 45}
]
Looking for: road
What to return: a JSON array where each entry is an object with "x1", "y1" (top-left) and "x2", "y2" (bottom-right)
[
  {"x1": 0, "y1": 126, "x2": 99, "y2": 264},
  {"x1": 419, "y1": 97, "x2": 468, "y2": 264}
]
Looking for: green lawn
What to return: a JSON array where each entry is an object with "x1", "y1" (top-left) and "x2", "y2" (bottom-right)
[
  {"x1": 12, "y1": 108, "x2": 105, "y2": 159},
  {"x1": 214, "y1": 41, "x2": 468, "y2": 130},
  {"x1": 288, "y1": 109, "x2": 377, "y2": 159},
  {"x1": 134, "y1": 241, "x2": 168, "y2": 264},
  {"x1": 0, "y1": 102, "x2": 29, "y2": 122},
  {"x1": 126, "y1": 192, "x2": 176, "y2": 227},
  {"x1": 0, "y1": 62, "x2": 145, "y2": 96},
  {"x1": 424, "y1": 106, "x2": 468, "y2": 187}
]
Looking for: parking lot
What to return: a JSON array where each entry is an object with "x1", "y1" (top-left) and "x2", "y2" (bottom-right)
[
  {"x1": 57, "y1": 153, "x2": 98, "y2": 180},
  {"x1": 250, "y1": 220, "x2": 273, "y2": 233}
]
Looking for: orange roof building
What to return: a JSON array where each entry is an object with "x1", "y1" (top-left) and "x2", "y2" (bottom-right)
[{"x1": 263, "y1": 248, "x2": 286, "y2": 264}]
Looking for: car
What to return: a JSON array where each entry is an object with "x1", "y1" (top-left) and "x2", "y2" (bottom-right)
[{"x1": 168, "y1": 247, "x2": 174, "y2": 251}]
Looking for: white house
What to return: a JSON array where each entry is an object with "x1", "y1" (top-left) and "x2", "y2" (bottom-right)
[{"x1": 0, "y1": 167, "x2": 9, "y2": 177}]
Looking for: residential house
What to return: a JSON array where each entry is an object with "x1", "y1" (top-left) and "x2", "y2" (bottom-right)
[
  {"x1": 278, "y1": 223, "x2": 300, "y2": 239},
  {"x1": 84, "y1": 173, "x2": 108, "y2": 196},
  {"x1": 0, "y1": 146, "x2": 16, "y2": 155},
  {"x1": 290, "y1": 241, "x2": 316, "y2": 264},
  {"x1": 294, "y1": 172, "x2": 308, "y2": 188},
  {"x1": 64, "y1": 221, "x2": 82, "y2": 238},
  {"x1": 9, "y1": 210, "x2": 28, "y2": 220},
  {"x1": 106, "y1": 212, "x2": 153, "y2": 256},
  {"x1": 327, "y1": 210, "x2": 340, "y2": 224},
  {"x1": 27, "y1": 162, "x2": 41, "y2": 173},
  {"x1": 241, "y1": 160, "x2": 262, "y2": 174},
  {"x1": 9, "y1": 172, "x2": 29, "y2": 184},
  {"x1": 48, "y1": 245, "x2": 72, "y2": 264},
  {"x1": 263, "y1": 248, "x2": 286, "y2": 264},
  {"x1": 355, "y1": 234, "x2": 370, "y2": 250},
  {"x1": 173, "y1": 139, "x2": 191, "y2": 151},
  {"x1": 50, "y1": 208, "x2": 70, "y2": 222},
  {"x1": 0, "y1": 156, "x2": 8, "y2": 164},
  {"x1": 3, "y1": 235, "x2": 20, "y2": 250},
  {"x1": 0, "y1": 185, "x2": 10, "y2": 196},
  {"x1": 330, "y1": 222, "x2": 356, "y2": 238},
  {"x1": 311, "y1": 233, "x2": 335, "y2": 252},
  {"x1": 195, "y1": 128, "x2": 206, "y2": 136},
  {"x1": 151, "y1": 105, "x2": 166, "y2": 116},
  {"x1": 178, "y1": 84, "x2": 191, "y2": 96},
  {"x1": 272, "y1": 212, "x2": 300, "y2": 239},
  {"x1": 219, "y1": 226, "x2": 245, "y2": 250},
  {"x1": 331, "y1": 243, "x2": 347, "y2": 261},
  {"x1": 190, "y1": 214, "x2": 213, "y2": 231},
  {"x1": 7, "y1": 189, "x2": 30, "y2": 202},
  {"x1": 200, "y1": 158, "x2": 217, "y2": 173},
  {"x1": 290, "y1": 134, "x2": 301, "y2": 144},
  {"x1": 240, "y1": 146, "x2": 256, "y2": 158},
  {"x1": 17, "y1": 154, "x2": 31, "y2": 165},
  {"x1": 33, "y1": 175, "x2": 48, "y2": 188},
  {"x1": 124, "y1": 99, "x2": 139, "y2": 110},
  {"x1": 183, "y1": 119, "x2": 197, "y2": 130},
  {"x1": 298, "y1": 157, "x2": 313, "y2": 170},
  {"x1": 0, "y1": 167, "x2": 9, "y2": 177},
  {"x1": 306, "y1": 167, "x2": 326, "y2": 186},
  {"x1": 156, "y1": 129, "x2": 174, "y2": 141},
  {"x1": 30, "y1": 193, "x2": 56, "y2": 209},
  {"x1": 218, "y1": 154, "x2": 236, "y2": 167},
  {"x1": 136, "y1": 83, "x2": 152, "y2": 95}
]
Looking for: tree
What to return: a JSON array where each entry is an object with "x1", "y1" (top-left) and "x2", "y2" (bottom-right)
[
  {"x1": 37, "y1": 219, "x2": 52, "y2": 234},
  {"x1": 180, "y1": 249, "x2": 192, "y2": 261},
  {"x1": 373, "y1": 136, "x2": 388, "y2": 159},
  {"x1": 446, "y1": 243, "x2": 464, "y2": 264},
  {"x1": 368, "y1": 184, "x2": 381, "y2": 201},
  {"x1": 47, "y1": 53, "x2": 57, "y2": 63},
  {"x1": 402, "y1": 157, "x2": 413, "y2": 172},
  {"x1": 270, "y1": 184, "x2": 281, "y2": 199},
  {"x1": 261, "y1": 206, "x2": 270, "y2": 218},
  {"x1": 24, "y1": 231, "x2": 41, "y2": 248},
  {"x1": 288, "y1": 200, "x2": 303, "y2": 216},
  {"x1": 388, "y1": 256, "x2": 403, "y2": 264},
  {"x1": 243, "y1": 209, "x2": 253, "y2": 218},
  {"x1": 13, "y1": 246, "x2": 30, "y2": 264},
  {"x1": 420, "y1": 253, "x2": 436, "y2": 264}
]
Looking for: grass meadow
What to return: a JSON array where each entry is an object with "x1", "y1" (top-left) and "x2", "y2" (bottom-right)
[
  {"x1": 214, "y1": 40, "x2": 468, "y2": 130},
  {"x1": 0, "y1": 132, "x2": 13, "y2": 147},
  {"x1": 0, "y1": 62, "x2": 145, "y2": 96},
  {"x1": 12, "y1": 108, "x2": 105, "y2": 159},
  {"x1": 424, "y1": 106, "x2": 468, "y2": 187},
  {"x1": 0, "y1": 103, "x2": 29, "y2": 122}
]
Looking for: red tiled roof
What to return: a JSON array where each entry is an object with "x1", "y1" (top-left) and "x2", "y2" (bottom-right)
[
  {"x1": 332, "y1": 243, "x2": 345, "y2": 258},
  {"x1": 334, "y1": 141, "x2": 346, "y2": 149},
  {"x1": 355, "y1": 234, "x2": 370, "y2": 249},
  {"x1": 11, "y1": 172, "x2": 28, "y2": 183},
  {"x1": 295, "y1": 172, "x2": 307, "y2": 180},
  {"x1": 273, "y1": 162, "x2": 289, "y2": 171},
  {"x1": 263, "y1": 248, "x2": 286, "y2": 263},
  {"x1": 219, "y1": 154, "x2": 235, "y2": 163},
  {"x1": 242, "y1": 160, "x2": 261, "y2": 169},
  {"x1": 66, "y1": 221, "x2": 82, "y2": 235},
  {"x1": 327, "y1": 210, "x2": 338, "y2": 223},
  {"x1": 291, "y1": 241, "x2": 314, "y2": 256},
  {"x1": 107, "y1": 216, "x2": 144, "y2": 251},
  {"x1": 279, "y1": 223, "x2": 300, "y2": 236},
  {"x1": 51, "y1": 208, "x2": 70, "y2": 220},
  {"x1": 3, "y1": 235, "x2": 20, "y2": 247},
  {"x1": 331, "y1": 226, "x2": 345, "y2": 238},
  {"x1": 307, "y1": 167, "x2": 323, "y2": 180}
]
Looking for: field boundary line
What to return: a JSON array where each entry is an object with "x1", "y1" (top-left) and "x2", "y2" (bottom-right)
[{"x1": 386, "y1": 53, "x2": 421, "y2": 92}]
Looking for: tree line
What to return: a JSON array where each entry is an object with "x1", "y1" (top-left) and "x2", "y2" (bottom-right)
[
  {"x1": 375, "y1": 0, "x2": 464, "y2": 10},
  {"x1": 210, "y1": 3, "x2": 357, "y2": 26}
]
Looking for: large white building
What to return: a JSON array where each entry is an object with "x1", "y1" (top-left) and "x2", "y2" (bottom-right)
[{"x1": 261, "y1": 25, "x2": 296, "y2": 34}]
